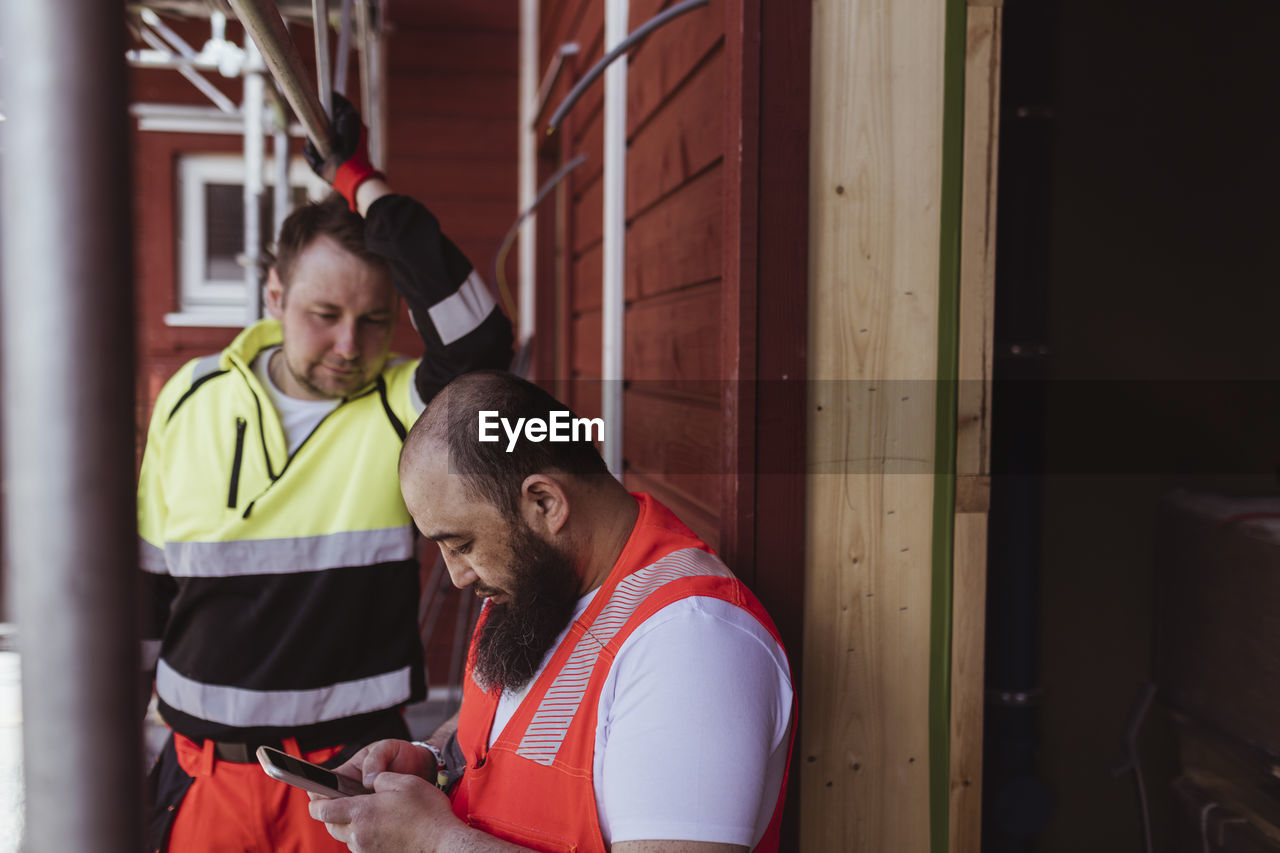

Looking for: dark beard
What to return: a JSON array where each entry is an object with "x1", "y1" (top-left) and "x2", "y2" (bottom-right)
[{"x1": 469, "y1": 522, "x2": 582, "y2": 695}]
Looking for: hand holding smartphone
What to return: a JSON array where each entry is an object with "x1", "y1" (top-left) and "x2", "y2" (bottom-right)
[{"x1": 256, "y1": 746, "x2": 370, "y2": 798}]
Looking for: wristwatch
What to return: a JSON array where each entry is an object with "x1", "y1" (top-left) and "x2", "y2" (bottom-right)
[{"x1": 413, "y1": 740, "x2": 449, "y2": 789}]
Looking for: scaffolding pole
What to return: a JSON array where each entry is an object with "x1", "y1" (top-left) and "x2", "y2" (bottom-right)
[
  {"x1": 0, "y1": 0, "x2": 141, "y2": 850},
  {"x1": 244, "y1": 37, "x2": 266, "y2": 324},
  {"x1": 227, "y1": 0, "x2": 335, "y2": 160}
]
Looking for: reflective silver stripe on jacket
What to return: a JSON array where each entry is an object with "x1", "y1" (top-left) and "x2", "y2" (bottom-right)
[
  {"x1": 514, "y1": 547, "x2": 733, "y2": 765},
  {"x1": 140, "y1": 538, "x2": 168, "y2": 574},
  {"x1": 428, "y1": 270, "x2": 497, "y2": 345},
  {"x1": 159, "y1": 526, "x2": 415, "y2": 577},
  {"x1": 156, "y1": 658, "x2": 413, "y2": 727}
]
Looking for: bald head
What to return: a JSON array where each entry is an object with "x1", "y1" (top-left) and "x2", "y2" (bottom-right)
[{"x1": 400, "y1": 370, "x2": 612, "y2": 520}]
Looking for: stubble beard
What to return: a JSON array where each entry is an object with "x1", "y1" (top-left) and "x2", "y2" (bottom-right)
[
  {"x1": 469, "y1": 523, "x2": 582, "y2": 695},
  {"x1": 276, "y1": 348, "x2": 367, "y2": 399}
]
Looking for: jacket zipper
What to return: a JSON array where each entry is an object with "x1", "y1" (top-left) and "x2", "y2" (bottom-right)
[
  {"x1": 238, "y1": 378, "x2": 388, "y2": 519},
  {"x1": 227, "y1": 417, "x2": 247, "y2": 509}
]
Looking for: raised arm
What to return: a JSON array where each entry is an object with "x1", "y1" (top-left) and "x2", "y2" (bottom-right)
[{"x1": 304, "y1": 94, "x2": 513, "y2": 406}]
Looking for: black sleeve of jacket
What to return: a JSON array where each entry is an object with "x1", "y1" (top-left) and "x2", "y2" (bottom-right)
[{"x1": 363, "y1": 194, "x2": 514, "y2": 402}]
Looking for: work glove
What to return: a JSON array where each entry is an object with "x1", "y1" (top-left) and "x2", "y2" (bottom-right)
[{"x1": 303, "y1": 90, "x2": 383, "y2": 211}]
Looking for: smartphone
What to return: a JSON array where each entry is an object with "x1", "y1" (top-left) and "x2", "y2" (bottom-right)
[{"x1": 256, "y1": 745, "x2": 371, "y2": 798}]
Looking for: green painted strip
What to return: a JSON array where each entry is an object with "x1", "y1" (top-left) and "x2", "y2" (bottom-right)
[{"x1": 931, "y1": 0, "x2": 969, "y2": 851}]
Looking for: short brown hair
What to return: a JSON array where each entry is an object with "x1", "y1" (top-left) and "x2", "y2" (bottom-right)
[{"x1": 272, "y1": 192, "x2": 389, "y2": 288}]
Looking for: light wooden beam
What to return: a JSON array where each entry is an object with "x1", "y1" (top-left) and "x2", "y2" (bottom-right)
[
  {"x1": 803, "y1": 0, "x2": 949, "y2": 849},
  {"x1": 949, "y1": 4, "x2": 1002, "y2": 852}
]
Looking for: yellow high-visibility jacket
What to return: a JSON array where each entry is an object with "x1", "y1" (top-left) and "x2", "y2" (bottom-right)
[{"x1": 139, "y1": 194, "x2": 512, "y2": 746}]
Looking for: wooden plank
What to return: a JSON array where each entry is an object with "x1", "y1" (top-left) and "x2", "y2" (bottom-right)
[
  {"x1": 571, "y1": 241, "x2": 603, "y2": 313},
  {"x1": 623, "y1": 389, "x2": 722, "y2": 511},
  {"x1": 803, "y1": 0, "x2": 947, "y2": 850},
  {"x1": 573, "y1": 106, "x2": 605, "y2": 190},
  {"x1": 570, "y1": 307, "x2": 601, "y2": 378},
  {"x1": 624, "y1": 469, "x2": 720, "y2": 554},
  {"x1": 391, "y1": 159, "x2": 518, "y2": 203},
  {"x1": 955, "y1": 5, "x2": 1001, "y2": 481},
  {"x1": 948, "y1": 511, "x2": 988, "y2": 853},
  {"x1": 751, "y1": 0, "x2": 810, "y2": 841},
  {"x1": 715, "y1": 0, "x2": 760, "y2": 580},
  {"x1": 388, "y1": 72, "x2": 518, "y2": 120},
  {"x1": 387, "y1": 116, "x2": 517, "y2": 160},
  {"x1": 625, "y1": 164, "x2": 722, "y2": 300},
  {"x1": 626, "y1": 47, "x2": 724, "y2": 219},
  {"x1": 626, "y1": 0, "x2": 724, "y2": 134},
  {"x1": 572, "y1": 172, "x2": 603, "y2": 254},
  {"x1": 387, "y1": 0, "x2": 519, "y2": 31},
  {"x1": 389, "y1": 30, "x2": 519, "y2": 74},
  {"x1": 541, "y1": 0, "x2": 592, "y2": 69},
  {"x1": 625, "y1": 282, "x2": 722, "y2": 385},
  {"x1": 948, "y1": 18, "x2": 1001, "y2": 850}
]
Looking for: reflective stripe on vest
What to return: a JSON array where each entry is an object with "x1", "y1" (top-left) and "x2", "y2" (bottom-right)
[
  {"x1": 145, "y1": 525, "x2": 415, "y2": 577},
  {"x1": 156, "y1": 658, "x2": 413, "y2": 727},
  {"x1": 513, "y1": 547, "x2": 731, "y2": 765}
]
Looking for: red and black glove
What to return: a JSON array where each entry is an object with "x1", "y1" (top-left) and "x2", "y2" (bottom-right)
[{"x1": 303, "y1": 91, "x2": 384, "y2": 211}]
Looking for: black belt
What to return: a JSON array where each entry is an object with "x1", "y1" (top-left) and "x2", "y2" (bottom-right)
[
  {"x1": 197, "y1": 711, "x2": 409, "y2": 765},
  {"x1": 211, "y1": 735, "x2": 334, "y2": 764}
]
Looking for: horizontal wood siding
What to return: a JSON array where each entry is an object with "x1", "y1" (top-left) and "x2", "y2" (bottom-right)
[{"x1": 539, "y1": 0, "x2": 728, "y2": 547}]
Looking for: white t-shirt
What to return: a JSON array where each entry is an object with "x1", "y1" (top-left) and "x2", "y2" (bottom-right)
[
  {"x1": 491, "y1": 591, "x2": 793, "y2": 848},
  {"x1": 253, "y1": 347, "x2": 340, "y2": 455}
]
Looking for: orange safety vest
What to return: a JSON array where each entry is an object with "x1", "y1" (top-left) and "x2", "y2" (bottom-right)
[{"x1": 451, "y1": 493, "x2": 793, "y2": 853}]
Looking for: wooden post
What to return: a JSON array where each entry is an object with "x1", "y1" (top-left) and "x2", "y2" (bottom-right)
[
  {"x1": 950, "y1": 3, "x2": 1002, "y2": 852},
  {"x1": 804, "y1": 0, "x2": 950, "y2": 850}
]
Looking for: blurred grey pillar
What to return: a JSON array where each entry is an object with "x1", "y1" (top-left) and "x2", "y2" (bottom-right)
[{"x1": 0, "y1": 0, "x2": 142, "y2": 851}]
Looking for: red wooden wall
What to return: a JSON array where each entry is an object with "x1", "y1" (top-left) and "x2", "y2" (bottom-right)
[
  {"x1": 535, "y1": 0, "x2": 731, "y2": 548},
  {"x1": 532, "y1": 5, "x2": 808, "y2": 840},
  {"x1": 531, "y1": 0, "x2": 807, "y2": 599}
]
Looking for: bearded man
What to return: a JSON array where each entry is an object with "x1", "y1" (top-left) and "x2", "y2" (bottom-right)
[{"x1": 309, "y1": 370, "x2": 795, "y2": 853}]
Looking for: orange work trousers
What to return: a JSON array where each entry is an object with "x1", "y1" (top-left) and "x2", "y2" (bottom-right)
[{"x1": 165, "y1": 733, "x2": 350, "y2": 852}]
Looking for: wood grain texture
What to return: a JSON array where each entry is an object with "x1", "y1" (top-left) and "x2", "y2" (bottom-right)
[
  {"x1": 948, "y1": 511, "x2": 989, "y2": 853},
  {"x1": 626, "y1": 47, "x2": 725, "y2": 219},
  {"x1": 955, "y1": 5, "x2": 1001, "y2": 481},
  {"x1": 625, "y1": 164, "x2": 723, "y2": 299},
  {"x1": 715, "y1": 0, "x2": 760, "y2": 576},
  {"x1": 625, "y1": 282, "x2": 723, "y2": 385},
  {"x1": 626, "y1": 0, "x2": 724, "y2": 134},
  {"x1": 949, "y1": 11, "x2": 1001, "y2": 850},
  {"x1": 803, "y1": 0, "x2": 948, "y2": 849}
]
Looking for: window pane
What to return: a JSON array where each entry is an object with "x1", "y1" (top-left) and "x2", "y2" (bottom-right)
[{"x1": 204, "y1": 183, "x2": 243, "y2": 280}]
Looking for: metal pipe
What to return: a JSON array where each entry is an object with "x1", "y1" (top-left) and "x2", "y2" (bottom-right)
[
  {"x1": 518, "y1": 0, "x2": 539, "y2": 346},
  {"x1": 138, "y1": 27, "x2": 239, "y2": 114},
  {"x1": 130, "y1": 102, "x2": 305, "y2": 136},
  {"x1": 227, "y1": 0, "x2": 335, "y2": 161},
  {"x1": 357, "y1": 0, "x2": 388, "y2": 169},
  {"x1": 532, "y1": 43, "x2": 580, "y2": 129},
  {"x1": 547, "y1": 0, "x2": 708, "y2": 133},
  {"x1": 0, "y1": 1, "x2": 141, "y2": 850},
  {"x1": 312, "y1": 0, "x2": 332, "y2": 116},
  {"x1": 244, "y1": 37, "x2": 267, "y2": 324},
  {"x1": 601, "y1": 0, "x2": 628, "y2": 477},
  {"x1": 274, "y1": 126, "x2": 291, "y2": 241},
  {"x1": 334, "y1": 0, "x2": 354, "y2": 96},
  {"x1": 140, "y1": 7, "x2": 200, "y2": 61},
  {"x1": 127, "y1": 49, "x2": 221, "y2": 72},
  {"x1": 491, "y1": 154, "x2": 588, "y2": 319}
]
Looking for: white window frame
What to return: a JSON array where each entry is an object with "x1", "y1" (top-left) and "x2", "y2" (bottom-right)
[{"x1": 165, "y1": 153, "x2": 328, "y2": 328}]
